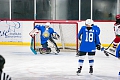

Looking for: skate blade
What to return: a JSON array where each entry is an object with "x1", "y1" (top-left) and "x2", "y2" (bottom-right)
[
  {"x1": 75, "y1": 55, "x2": 79, "y2": 57},
  {"x1": 55, "y1": 53, "x2": 58, "y2": 55},
  {"x1": 77, "y1": 73, "x2": 81, "y2": 76},
  {"x1": 90, "y1": 73, "x2": 93, "y2": 75}
]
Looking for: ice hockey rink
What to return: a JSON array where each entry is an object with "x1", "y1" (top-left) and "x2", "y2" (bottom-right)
[{"x1": 0, "y1": 45, "x2": 120, "y2": 80}]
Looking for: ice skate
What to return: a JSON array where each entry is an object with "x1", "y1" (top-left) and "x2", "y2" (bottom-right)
[
  {"x1": 39, "y1": 48, "x2": 51, "y2": 54},
  {"x1": 76, "y1": 51, "x2": 79, "y2": 57},
  {"x1": 76, "y1": 69, "x2": 81, "y2": 76},
  {"x1": 89, "y1": 66, "x2": 93, "y2": 75},
  {"x1": 56, "y1": 48, "x2": 60, "y2": 53},
  {"x1": 76, "y1": 66, "x2": 82, "y2": 76},
  {"x1": 39, "y1": 48, "x2": 46, "y2": 54},
  {"x1": 53, "y1": 48, "x2": 60, "y2": 55}
]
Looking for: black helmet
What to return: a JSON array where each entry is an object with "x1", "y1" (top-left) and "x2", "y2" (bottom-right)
[{"x1": 0, "y1": 55, "x2": 5, "y2": 70}]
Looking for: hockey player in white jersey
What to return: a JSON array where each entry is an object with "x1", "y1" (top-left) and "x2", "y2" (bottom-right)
[{"x1": 109, "y1": 14, "x2": 120, "y2": 53}]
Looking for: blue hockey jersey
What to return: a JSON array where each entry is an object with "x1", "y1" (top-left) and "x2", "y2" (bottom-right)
[
  {"x1": 94, "y1": 25, "x2": 100, "y2": 35},
  {"x1": 34, "y1": 25, "x2": 56, "y2": 44},
  {"x1": 94, "y1": 25, "x2": 100, "y2": 44},
  {"x1": 116, "y1": 44, "x2": 120, "y2": 58},
  {"x1": 78, "y1": 25, "x2": 100, "y2": 52}
]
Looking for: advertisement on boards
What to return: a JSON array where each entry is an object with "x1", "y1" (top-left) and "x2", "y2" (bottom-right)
[{"x1": 0, "y1": 21, "x2": 22, "y2": 42}]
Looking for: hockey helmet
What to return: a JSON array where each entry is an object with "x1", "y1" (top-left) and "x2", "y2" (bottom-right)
[
  {"x1": 85, "y1": 19, "x2": 94, "y2": 26},
  {"x1": 0, "y1": 55, "x2": 5, "y2": 69},
  {"x1": 45, "y1": 22, "x2": 50, "y2": 26},
  {"x1": 116, "y1": 14, "x2": 120, "y2": 19}
]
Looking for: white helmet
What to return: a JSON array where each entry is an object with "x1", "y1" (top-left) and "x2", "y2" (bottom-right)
[
  {"x1": 85, "y1": 19, "x2": 94, "y2": 25},
  {"x1": 45, "y1": 22, "x2": 50, "y2": 26}
]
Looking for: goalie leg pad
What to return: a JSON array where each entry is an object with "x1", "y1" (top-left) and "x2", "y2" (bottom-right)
[
  {"x1": 56, "y1": 48, "x2": 60, "y2": 53},
  {"x1": 48, "y1": 38, "x2": 60, "y2": 53}
]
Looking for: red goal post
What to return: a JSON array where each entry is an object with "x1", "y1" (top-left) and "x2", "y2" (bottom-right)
[{"x1": 33, "y1": 20, "x2": 79, "y2": 52}]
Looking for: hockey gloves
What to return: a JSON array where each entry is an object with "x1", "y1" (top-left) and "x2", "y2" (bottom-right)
[{"x1": 96, "y1": 44, "x2": 101, "y2": 50}]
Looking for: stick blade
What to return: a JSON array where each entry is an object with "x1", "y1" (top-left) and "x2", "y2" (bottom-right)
[
  {"x1": 30, "y1": 38, "x2": 37, "y2": 55},
  {"x1": 30, "y1": 47, "x2": 37, "y2": 55}
]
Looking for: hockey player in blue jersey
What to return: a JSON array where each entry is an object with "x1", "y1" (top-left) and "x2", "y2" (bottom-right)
[
  {"x1": 116, "y1": 44, "x2": 120, "y2": 58},
  {"x1": 77, "y1": 19, "x2": 101, "y2": 75},
  {"x1": 29, "y1": 22, "x2": 60, "y2": 54},
  {"x1": 76, "y1": 24, "x2": 100, "y2": 56},
  {"x1": 107, "y1": 43, "x2": 120, "y2": 78},
  {"x1": 94, "y1": 25, "x2": 100, "y2": 35},
  {"x1": 114, "y1": 43, "x2": 120, "y2": 78}
]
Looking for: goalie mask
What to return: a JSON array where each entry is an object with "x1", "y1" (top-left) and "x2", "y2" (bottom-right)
[
  {"x1": 45, "y1": 22, "x2": 51, "y2": 30},
  {"x1": 45, "y1": 22, "x2": 50, "y2": 27}
]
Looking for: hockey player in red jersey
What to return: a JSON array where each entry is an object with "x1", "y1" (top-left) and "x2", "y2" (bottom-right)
[{"x1": 109, "y1": 14, "x2": 120, "y2": 52}]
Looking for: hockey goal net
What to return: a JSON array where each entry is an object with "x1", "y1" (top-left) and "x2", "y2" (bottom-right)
[{"x1": 34, "y1": 21, "x2": 78, "y2": 52}]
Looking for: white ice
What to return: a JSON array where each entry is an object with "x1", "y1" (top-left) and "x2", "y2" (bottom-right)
[{"x1": 0, "y1": 45, "x2": 120, "y2": 80}]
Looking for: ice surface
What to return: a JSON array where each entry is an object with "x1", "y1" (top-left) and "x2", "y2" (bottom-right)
[{"x1": 0, "y1": 45, "x2": 120, "y2": 80}]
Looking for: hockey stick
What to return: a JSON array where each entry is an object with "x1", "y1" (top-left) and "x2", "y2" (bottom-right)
[
  {"x1": 103, "y1": 50, "x2": 115, "y2": 57},
  {"x1": 101, "y1": 40, "x2": 114, "y2": 56},
  {"x1": 30, "y1": 38, "x2": 37, "y2": 55},
  {"x1": 105, "y1": 40, "x2": 114, "y2": 50},
  {"x1": 100, "y1": 47, "x2": 109, "y2": 56}
]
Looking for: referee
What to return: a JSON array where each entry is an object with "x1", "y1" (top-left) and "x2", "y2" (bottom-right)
[{"x1": 0, "y1": 55, "x2": 11, "y2": 80}]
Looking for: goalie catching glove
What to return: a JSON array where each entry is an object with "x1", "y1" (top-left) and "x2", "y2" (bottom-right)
[{"x1": 51, "y1": 33, "x2": 60, "y2": 40}]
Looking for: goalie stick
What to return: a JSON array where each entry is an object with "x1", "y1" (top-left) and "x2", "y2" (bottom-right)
[{"x1": 30, "y1": 38, "x2": 37, "y2": 55}]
